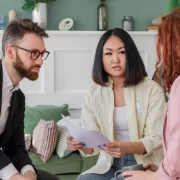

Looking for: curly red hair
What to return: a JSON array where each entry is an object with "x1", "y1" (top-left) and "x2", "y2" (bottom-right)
[{"x1": 156, "y1": 8, "x2": 180, "y2": 93}]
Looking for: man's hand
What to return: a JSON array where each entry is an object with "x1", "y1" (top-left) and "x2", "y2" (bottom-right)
[
  {"x1": 24, "y1": 170, "x2": 37, "y2": 180},
  {"x1": 101, "y1": 141, "x2": 131, "y2": 158},
  {"x1": 9, "y1": 173, "x2": 30, "y2": 180}
]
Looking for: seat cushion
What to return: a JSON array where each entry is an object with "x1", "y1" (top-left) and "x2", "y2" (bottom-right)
[
  {"x1": 79, "y1": 153, "x2": 99, "y2": 173},
  {"x1": 24, "y1": 104, "x2": 70, "y2": 134},
  {"x1": 56, "y1": 174, "x2": 79, "y2": 180},
  {"x1": 29, "y1": 151, "x2": 82, "y2": 174}
]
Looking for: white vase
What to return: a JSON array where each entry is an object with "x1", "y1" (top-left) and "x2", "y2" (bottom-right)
[{"x1": 32, "y1": 3, "x2": 47, "y2": 29}]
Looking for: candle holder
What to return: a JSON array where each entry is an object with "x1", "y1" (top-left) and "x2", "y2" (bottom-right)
[{"x1": 9, "y1": 10, "x2": 17, "y2": 22}]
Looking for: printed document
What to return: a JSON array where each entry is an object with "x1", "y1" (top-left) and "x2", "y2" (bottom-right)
[{"x1": 65, "y1": 118, "x2": 111, "y2": 148}]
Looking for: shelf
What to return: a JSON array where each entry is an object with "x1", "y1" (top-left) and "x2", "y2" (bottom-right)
[{"x1": 0, "y1": 30, "x2": 157, "y2": 36}]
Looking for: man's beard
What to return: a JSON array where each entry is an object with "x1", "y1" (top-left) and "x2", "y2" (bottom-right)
[{"x1": 13, "y1": 54, "x2": 41, "y2": 81}]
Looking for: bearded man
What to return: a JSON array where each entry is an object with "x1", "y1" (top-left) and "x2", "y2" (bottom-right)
[{"x1": 0, "y1": 19, "x2": 59, "y2": 180}]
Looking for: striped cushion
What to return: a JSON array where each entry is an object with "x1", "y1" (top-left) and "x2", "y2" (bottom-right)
[
  {"x1": 56, "y1": 118, "x2": 81, "y2": 158},
  {"x1": 31, "y1": 119, "x2": 58, "y2": 162}
]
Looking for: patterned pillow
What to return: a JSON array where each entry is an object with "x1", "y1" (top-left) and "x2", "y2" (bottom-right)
[
  {"x1": 56, "y1": 117, "x2": 81, "y2": 158},
  {"x1": 30, "y1": 119, "x2": 58, "y2": 162}
]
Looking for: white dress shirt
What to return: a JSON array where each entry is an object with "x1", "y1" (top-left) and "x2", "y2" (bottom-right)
[{"x1": 0, "y1": 62, "x2": 35, "y2": 180}]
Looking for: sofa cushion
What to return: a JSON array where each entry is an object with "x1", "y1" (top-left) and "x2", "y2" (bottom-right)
[
  {"x1": 24, "y1": 104, "x2": 70, "y2": 134},
  {"x1": 79, "y1": 153, "x2": 99, "y2": 173},
  {"x1": 56, "y1": 174, "x2": 79, "y2": 180},
  {"x1": 31, "y1": 120, "x2": 58, "y2": 162},
  {"x1": 56, "y1": 118, "x2": 81, "y2": 158},
  {"x1": 29, "y1": 151, "x2": 82, "y2": 174}
]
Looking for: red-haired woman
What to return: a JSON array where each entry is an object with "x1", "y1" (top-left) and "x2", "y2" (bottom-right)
[{"x1": 122, "y1": 8, "x2": 180, "y2": 180}]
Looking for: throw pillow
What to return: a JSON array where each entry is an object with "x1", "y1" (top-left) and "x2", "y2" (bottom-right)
[
  {"x1": 56, "y1": 117, "x2": 81, "y2": 158},
  {"x1": 30, "y1": 119, "x2": 58, "y2": 162},
  {"x1": 24, "y1": 104, "x2": 70, "y2": 134}
]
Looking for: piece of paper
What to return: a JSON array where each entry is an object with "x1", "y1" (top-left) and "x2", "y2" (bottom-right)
[{"x1": 64, "y1": 117, "x2": 111, "y2": 148}]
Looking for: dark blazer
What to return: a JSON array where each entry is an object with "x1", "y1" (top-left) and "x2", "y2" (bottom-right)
[{"x1": 0, "y1": 60, "x2": 34, "y2": 172}]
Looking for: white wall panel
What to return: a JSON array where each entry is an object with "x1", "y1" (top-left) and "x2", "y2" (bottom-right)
[{"x1": 0, "y1": 31, "x2": 157, "y2": 118}]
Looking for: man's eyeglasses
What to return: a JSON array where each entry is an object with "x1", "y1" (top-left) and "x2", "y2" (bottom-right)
[{"x1": 12, "y1": 45, "x2": 50, "y2": 60}]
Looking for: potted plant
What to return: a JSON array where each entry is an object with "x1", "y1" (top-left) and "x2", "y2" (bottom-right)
[
  {"x1": 22, "y1": 0, "x2": 56, "y2": 29},
  {"x1": 166, "y1": 0, "x2": 180, "y2": 14}
]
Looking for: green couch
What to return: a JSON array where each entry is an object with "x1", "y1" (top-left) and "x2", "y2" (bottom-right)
[{"x1": 24, "y1": 104, "x2": 98, "y2": 180}]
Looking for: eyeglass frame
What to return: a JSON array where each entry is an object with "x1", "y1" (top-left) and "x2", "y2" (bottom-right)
[{"x1": 11, "y1": 45, "x2": 50, "y2": 60}]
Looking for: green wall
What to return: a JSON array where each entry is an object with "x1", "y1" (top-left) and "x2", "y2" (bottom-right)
[{"x1": 0, "y1": 0, "x2": 168, "y2": 31}]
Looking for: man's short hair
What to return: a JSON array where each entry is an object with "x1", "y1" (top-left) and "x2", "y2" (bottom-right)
[{"x1": 2, "y1": 18, "x2": 49, "y2": 56}]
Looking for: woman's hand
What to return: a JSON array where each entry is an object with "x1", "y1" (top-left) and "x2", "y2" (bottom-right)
[
  {"x1": 143, "y1": 162, "x2": 158, "y2": 172},
  {"x1": 122, "y1": 170, "x2": 157, "y2": 180},
  {"x1": 67, "y1": 136, "x2": 85, "y2": 152},
  {"x1": 101, "y1": 141, "x2": 131, "y2": 158}
]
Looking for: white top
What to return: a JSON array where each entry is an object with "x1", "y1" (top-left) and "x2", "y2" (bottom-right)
[{"x1": 113, "y1": 106, "x2": 130, "y2": 142}]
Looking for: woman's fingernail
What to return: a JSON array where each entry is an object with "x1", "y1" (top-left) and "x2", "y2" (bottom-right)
[
  {"x1": 98, "y1": 145, "x2": 102, "y2": 150},
  {"x1": 80, "y1": 142, "x2": 86, "y2": 146},
  {"x1": 103, "y1": 144, "x2": 106, "y2": 146},
  {"x1": 70, "y1": 136, "x2": 73, "y2": 139}
]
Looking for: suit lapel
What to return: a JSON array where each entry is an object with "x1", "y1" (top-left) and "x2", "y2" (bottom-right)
[
  {"x1": 0, "y1": 59, "x2": 18, "y2": 145},
  {"x1": 0, "y1": 92, "x2": 18, "y2": 145}
]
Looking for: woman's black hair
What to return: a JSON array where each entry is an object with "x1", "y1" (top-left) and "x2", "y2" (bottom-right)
[{"x1": 92, "y1": 28, "x2": 147, "y2": 87}]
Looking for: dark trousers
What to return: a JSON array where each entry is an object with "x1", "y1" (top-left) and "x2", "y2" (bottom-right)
[
  {"x1": 37, "y1": 170, "x2": 59, "y2": 180},
  {"x1": 0, "y1": 170, "x2": 59, "y2": 180}
]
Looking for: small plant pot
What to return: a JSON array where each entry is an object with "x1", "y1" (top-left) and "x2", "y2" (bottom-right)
[{"x1": 32, "y1": 3, "x2": 47, "y2": 29}]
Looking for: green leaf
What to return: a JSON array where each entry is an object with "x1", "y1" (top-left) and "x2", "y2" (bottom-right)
[
  {"x1": 166, "y1": 0, "x2": 179, "y2": 14},
  {"x1": 22, "y1": 0, "x2": 56, "y2": 11},
  {"x1": 36, "y1": 0, "x2": 56, "y2": 2},
  {"x1": 22, "y1": 1, "x2": 35, "y2": 11}
]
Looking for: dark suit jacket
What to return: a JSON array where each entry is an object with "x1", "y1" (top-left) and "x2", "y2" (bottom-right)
[{"x1": 0, "y1": 60, "x2": 34, "y2": 172}]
